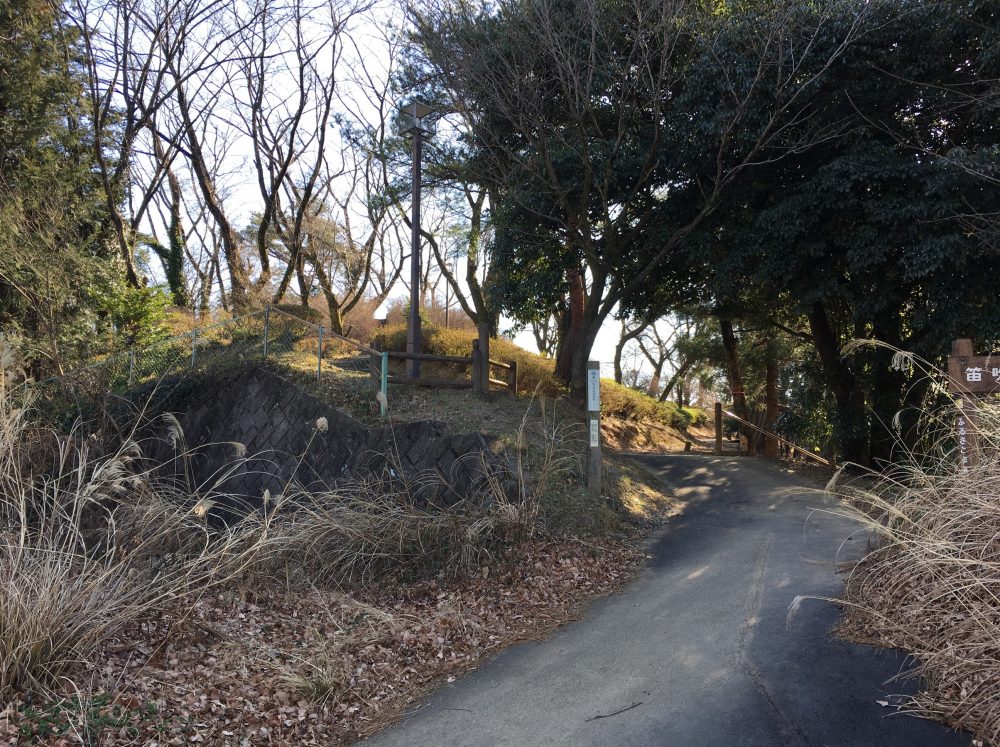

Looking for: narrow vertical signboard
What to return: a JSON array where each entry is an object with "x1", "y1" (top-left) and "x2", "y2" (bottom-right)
[{"x1": 587, "y1": 361, "x2": 602, "y2": 495}]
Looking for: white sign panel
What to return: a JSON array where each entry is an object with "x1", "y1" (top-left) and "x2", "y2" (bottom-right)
[
  {"x1": 589, "y1": 418, "x2": 600, "y2": 448},
  {"x1": 587, "y1": 368, "x2": 601, "y2": 412}
]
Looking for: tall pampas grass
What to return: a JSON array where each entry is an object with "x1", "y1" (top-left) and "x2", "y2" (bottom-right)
[
  {"x1": 823, "y1": 343, "x2": 1000, "y2": 743},
  {"x1": 0, "y1": 381, "x2": 274, "y2": 700}
]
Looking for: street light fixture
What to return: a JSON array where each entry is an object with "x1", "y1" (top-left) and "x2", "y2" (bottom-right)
[{"x1": 398, "y1": 100, "x2": 437, "y2": 378}]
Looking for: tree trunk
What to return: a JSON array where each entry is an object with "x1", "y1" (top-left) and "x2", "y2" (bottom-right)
[
  {"x1": 719, "y1": 317, "x2": 753, "y2": 454},
  {"x1": 647, "y1": 359, "x2": 665, "y2": 397},
  {"x1": 658, "y1": 359, "x2": 692, "y2": 402},
  {"x1": 555, "y1": 268, "x2": 586, "y2": 384},
  {"x1": 296, "y1": 253, "x2": 310, "y2": 306},
  {"x1": 164, "y1": 171, "x2": 189, "y2": 307},
  {"x1": 175, "y1": 77, "x2": 251, "y2": 309},
  {"x1": 807, "y1": 301, "x2": 870, "y2": 466},
  {"x1": 311, "y1": 254, "x2": 345, "y2": 335},
  {"x1": 613, "y1": 319, "x2": 646, "y2": 385},
  {"x1": 325, "y1": 296, "x2": 345, "y2": 336}
]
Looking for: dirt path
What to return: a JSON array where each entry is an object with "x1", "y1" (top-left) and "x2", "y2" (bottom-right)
[{"x1": 365, "y1": 454, "x2": 969, "y2": 746}]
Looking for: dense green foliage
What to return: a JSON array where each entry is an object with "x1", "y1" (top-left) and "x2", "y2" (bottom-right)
[
  {"x1": 0, "y1": 0, "x2": 165, "y2": 375},
  {"x1": 684, "y1": 1, "x2": 1000, "y2": 461},
  {"x1": 411, "y1": 0, "x2": 1000, "y2": 463}
]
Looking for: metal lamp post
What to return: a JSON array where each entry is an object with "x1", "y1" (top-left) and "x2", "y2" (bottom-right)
[{"x1": 399, "y1": 100, "x2": 436, "y2": 378}]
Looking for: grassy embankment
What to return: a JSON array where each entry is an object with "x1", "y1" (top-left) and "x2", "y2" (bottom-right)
[{"x1": 349, "y1": 323, "x2": 703, "y2": 529}]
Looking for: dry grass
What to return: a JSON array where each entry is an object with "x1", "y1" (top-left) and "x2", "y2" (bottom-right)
[
  {"x1": 821, "y1": 371, "x2": 1000, "y2": 744},
  {"x1": 0, "y1": 368, "x2": 573, "y2": 710},
  {"x1": 0, "y1": 394, "x2": 273, "y2": 701},
  {"x1": 266, "y1": 473, "x2": 539, "y2": 586},
  {"x1": 0, "y1": 328, "x2": 675, "y2": 744}
]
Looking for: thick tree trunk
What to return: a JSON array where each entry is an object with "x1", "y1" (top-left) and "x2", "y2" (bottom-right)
[
  {"x1": 647, "y1": 359, "x2": 665, "y2": 397},
  {"x1": 325, "y1": 296, "x2": 345, "y2": 336},
  {"x1": 568, "y1": 324, "x2": 601, "y2": 400},
  {"x1": 719, "y1": 317, "x2": 753, "y2": 454},
  {"x1": 164, "y1": 170, "x2": 189, "y2": 307},
  {"x1": 555, "y1": 268, "x2": 586, "y2": 384},
  {"x1": 310, "y1": 254, "x2": 345, "y2": 335},
  {"x1": 807, "y1": 302, "x2": 870, "y2": 466}
]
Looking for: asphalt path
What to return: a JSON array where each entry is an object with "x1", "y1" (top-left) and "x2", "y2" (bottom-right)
[{"x1": 366, "y1": 454, "x2": 970, "y2": 746}]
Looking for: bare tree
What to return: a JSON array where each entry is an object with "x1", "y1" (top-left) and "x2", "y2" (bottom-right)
[
  {"x1": 531, "y1": 314, "x2": 559, "y2": 358},
  {"x1": 70, "y1": 0, "x2": 259, "y2": 296},
  {"x1": 421, "y1": 183, "x2": 498, "y2": 331},
  {"x1": 614, "y1": 318, "x2": 648, "y2": 386}
]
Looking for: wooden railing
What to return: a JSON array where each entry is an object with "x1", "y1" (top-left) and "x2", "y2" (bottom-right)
[
  {"x1": 377, "y1": 324, "x2": 518, "y2": 395},
  {"x1": 722, "y1": 409, "x2": 832, "y2": 467}
]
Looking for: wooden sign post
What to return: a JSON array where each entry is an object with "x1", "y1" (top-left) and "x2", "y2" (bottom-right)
[
  {"x1": 946, "y1": 338, "x2": 1000, "y2": 473},
  {"x1": 714, "y1": 402, "x2": 723, "y2": 455},
  {"x1": 586, "y1": 361, "x2": 602, "y2": 495}
]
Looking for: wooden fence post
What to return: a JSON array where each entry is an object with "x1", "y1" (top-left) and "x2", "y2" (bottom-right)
[
  {"x1": 478, "y1": 322, "x2": 490, "y2": 393},
  {"x1": 715, "y1": 402, "x2": 723, "y2": 455},
  {"x1": 380, "y1": 351, "x2": 388, "y2": 417},
  {"x1": 507, "y1": 360, "x2": 518, "y2": 396}
]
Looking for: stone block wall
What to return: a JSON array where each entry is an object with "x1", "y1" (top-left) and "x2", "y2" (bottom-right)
[{"x1": 140, "y1": 366, "x2": 518, "y2": 510}]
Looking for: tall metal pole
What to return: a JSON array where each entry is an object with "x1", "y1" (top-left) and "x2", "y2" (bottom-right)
[{"x1": 406, "y1": 130, "x2": 423, "y2": 379}]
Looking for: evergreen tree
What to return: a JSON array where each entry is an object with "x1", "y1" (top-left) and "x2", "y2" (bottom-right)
[{"x1": 0, "y1": 0, "x2": 164, "y2": 375}]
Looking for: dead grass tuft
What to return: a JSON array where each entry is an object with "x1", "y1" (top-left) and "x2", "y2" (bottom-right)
[{"x1": 826, "y1": 384, "x2": 1000, "y2": 744}]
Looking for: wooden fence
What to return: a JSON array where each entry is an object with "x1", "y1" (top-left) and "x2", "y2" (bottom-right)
[{"x1": 374, "y1": 327, "x2": 518, "y2": 395}]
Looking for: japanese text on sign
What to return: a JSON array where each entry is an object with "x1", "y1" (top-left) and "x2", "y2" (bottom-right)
[
  {"x1": 957, "y1": 413, "x2": 970, "y2": 474},
  {"x1": 949, "y1": 354, "x2": 1000, "y2": 394},
  {"x1": 587, "y1": 368, "x2": 601, "y2": 411}
]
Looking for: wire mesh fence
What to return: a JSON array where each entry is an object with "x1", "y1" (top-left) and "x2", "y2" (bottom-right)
[{"x1": 28, "y1": 306, "x2": 388, "y2": 421}]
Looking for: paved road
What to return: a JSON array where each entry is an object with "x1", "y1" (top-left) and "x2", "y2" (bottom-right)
[{"x1": 367, "y1": 454, "x2": 969, "y2": 746}]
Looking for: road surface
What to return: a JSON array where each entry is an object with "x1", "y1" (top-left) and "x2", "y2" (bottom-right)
[{"x1": 366, "y1": 454, "x2": 968, "y2": 746}]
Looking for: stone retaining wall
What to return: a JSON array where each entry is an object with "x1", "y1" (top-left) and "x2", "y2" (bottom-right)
[{"x1": 140, "y1": 366, "x2": 518, "y2": 510}]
